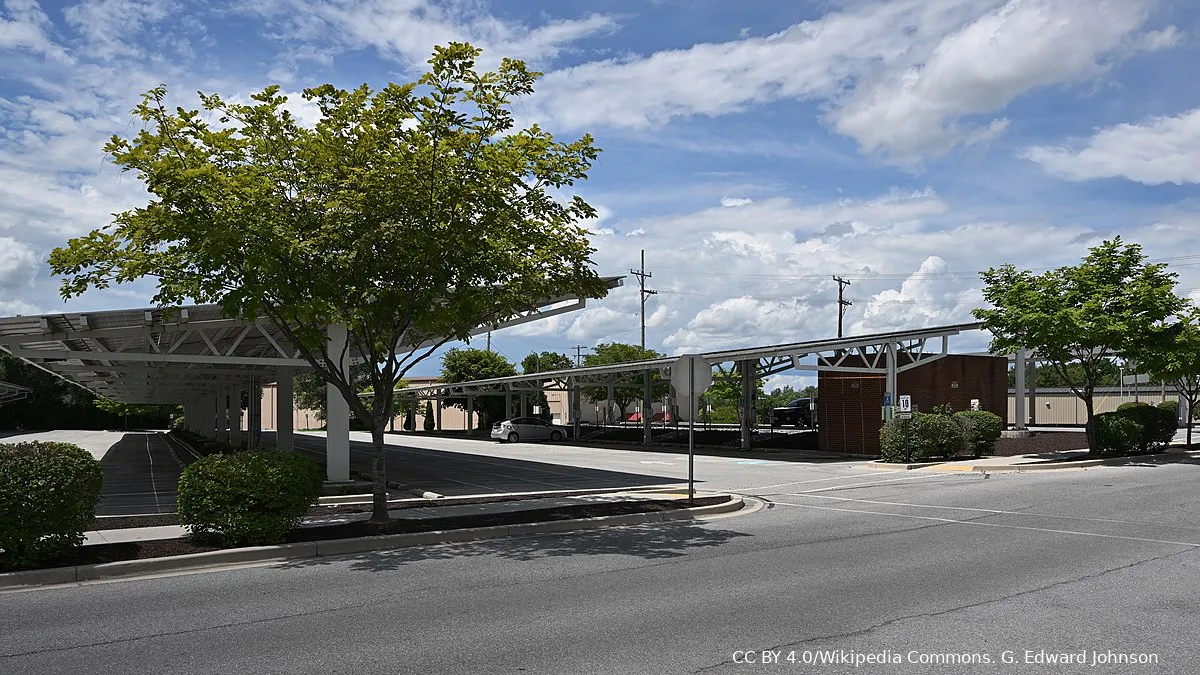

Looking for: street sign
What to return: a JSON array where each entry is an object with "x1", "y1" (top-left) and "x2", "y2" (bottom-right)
[
  {"x1": 1121, "y1": 373, "x2": 1150, "y2": 385},
  {"x1": 970, "y1": 399, "x2": 980, "y2": 411},
  {"x1": 671, "y1": 354, "x2": 712, "y2": 420},
  {"x1": 899, "y1": 395, "x2": 912, "y2": 413},
  {"x1": 883, "y1": 392, "x2": 893, "y2": 407},
  {"x1": 899, "y1": 412, "x2": 913, "y2": 420}
]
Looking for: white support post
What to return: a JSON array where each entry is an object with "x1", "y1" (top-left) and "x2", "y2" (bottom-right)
[
  {"x1": 520, "y1": 392, "x2": 528, "y2": 418},
  {"x1": 1029, "y1": 360, "x2": 1038, "y2": 425},
  {"x1": 436, "y1": 395, "x2": 443, "y2": 430},
  {"x1": 467, "y1": 396, "x2": 475, "y2": 435},
  {"x1": 740, "y1": 360, "x2": 754, "y2": 450},
  {"x1": 607, "y1": 383, "x2": 615, "y2": 425},
  {"x1": 276, "y1": 367, "x2": 294, "y2": 452},
  {"x1": 248, "y1": 377, "x2": 262, "y2": 448},
  {"x1": 210, "y1": 394, "x2": 221, "y2": 439},
  {"x1": 886, "y1": 343, "x2": 898, "y2": 412},
  {"x1": 1015, "y1": 348, "x2": 1027, "y2": 430},
  {"x1": 229, "y1": 384, "x2": 243, "y2": 448},
  {"x1": 572, "y1": 376, "x2": 581, "y2": 440},
  {"x1": 506, "y1": 392, "x2": 513, "y2": 422},
  {"x1": 642, "y1": 371, "x2": 652, "y2": 445},
  {"x1": 326, "y1": 324, "x2": 351, "y2": 483}
]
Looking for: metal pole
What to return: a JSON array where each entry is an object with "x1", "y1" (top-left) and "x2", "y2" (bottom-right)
[{"x1": 688, "y1": 357, "x2": 695, "y2": 502}]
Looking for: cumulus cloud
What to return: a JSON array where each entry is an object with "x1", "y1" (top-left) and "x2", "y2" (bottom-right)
[
  {"x1": 0, "y1": 237, "x2": 38, "y2": 288},
  {"x1": 721, "y1": 196, "x2": 753, "y2": 207},
  {"x1": 532, "y1": 0, "x2": 1173, "y2": 161},
  {"x1": 1023, "y1": 107, "x2": 1200, "y2": 185}
]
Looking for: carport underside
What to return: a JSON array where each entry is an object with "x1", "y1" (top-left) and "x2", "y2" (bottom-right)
[
  {"x1": 388, "y1": 322, "x2": 1007, "y2": 455},
  {"x1": 0, "y1": 277, "x2": 621, "y2": 483}
]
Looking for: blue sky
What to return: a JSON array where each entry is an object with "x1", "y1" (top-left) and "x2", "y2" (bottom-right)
[{"x1": 2, "y1": 0, "x2": 1199, "y2": 386}]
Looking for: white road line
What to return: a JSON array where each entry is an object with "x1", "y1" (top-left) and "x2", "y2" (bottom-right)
[
  {"x1": 777, "y1": 474, "x2": 948, "y2": 494},
  {"x1": 781, "y1": 492, "x2": 1200, "y2": 532},
  {"x1": 772, "y1": 500, "x2": 1200, "y2": 549},
  {"x1": 735, "y1": 473, "x2": 930, "y2": 492},
  {"x1": 145, "y1": 434, "x2": 161, "y2": 511}
]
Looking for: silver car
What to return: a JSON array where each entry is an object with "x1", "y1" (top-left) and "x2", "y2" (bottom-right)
[{"x1": 491, "y1": 417, "x2": 568, "y2": 443}]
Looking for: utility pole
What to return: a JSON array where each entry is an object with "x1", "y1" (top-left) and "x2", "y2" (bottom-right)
[
  {"x1": 571, "y1": 345, "x2": 588, "y2": 368},
  {"x1": 833, "y1": 275, "x2": 852, "y2": 338},
  {"x1": 631, "y1": 249, "x2": 657, "y2": 350}
]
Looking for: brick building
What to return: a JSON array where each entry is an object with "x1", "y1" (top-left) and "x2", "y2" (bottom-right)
[{"x1": 818, "y1": 354, "x2": 1008, "y2": 455}]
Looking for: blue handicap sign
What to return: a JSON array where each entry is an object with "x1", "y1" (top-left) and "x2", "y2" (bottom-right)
[{"x1": 883, "y1": 392, "x2": 893, "y2": 406}]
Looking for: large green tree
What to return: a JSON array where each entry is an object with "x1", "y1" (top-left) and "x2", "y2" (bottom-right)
[
  {"x1": 581, "y1": 343, "x2": 667, "y2": 420},
  {"x1": 974, "y1": 237, "x2": 1186, "y2": 454},
  {"x1": 521, "y1": 351, "x2": 573, "y2": 420},
  {"x1": 48, "y1": 44, "x2": 609, "y2": 521},
  {"x1": 440, "y1": 348, "x2": 517, "y2": 429},
  {"x1": 1140, "y1": 306, "x2": 1200, "y2": 447}
]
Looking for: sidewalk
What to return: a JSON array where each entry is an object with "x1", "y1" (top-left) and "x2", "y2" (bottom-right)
[{"x1": 84, "y1": 491, "x2": 693, "y2": 546}]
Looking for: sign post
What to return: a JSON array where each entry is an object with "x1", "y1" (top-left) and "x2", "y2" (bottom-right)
[{"x1": 671, "y1": 354, "x2": 712, "y2": 502}]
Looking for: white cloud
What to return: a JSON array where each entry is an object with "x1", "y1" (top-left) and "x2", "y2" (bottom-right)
[
  {"x1": 0, "y1": 236, "x2": 38, "y2": 288},
  {"x1": 0, "y1": 0, "x2": 70, "y2": 60},
  {"x1": 565, "y1": 306, "x2": 636, "y2": 343},
  {"x1": 1023, "y1": 107, "x2": 1200, "y2": 185},
  {"x1": 246, "y1": 0, "x2": 617, "y2": 73},
  {"x1": 533, "y1": 0, "x2": 1173, "y2": 161},
  {"x1": 720, "y1": 196, "x2": 753, "y2": 207},
  {"x1": 64, "y1": 0, "x2": 177, "y2": 60}
]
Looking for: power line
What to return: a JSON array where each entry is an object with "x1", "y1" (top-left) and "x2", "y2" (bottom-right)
[
  {"x1": 570, "y1": 345, "x2": 588, "y2": 368},
  {"x1": 630, "y1": 249, "x2": 657, "y2": 350},
  {"x1": 833, "y1": 275, "x2": 852, "y2": 338}
]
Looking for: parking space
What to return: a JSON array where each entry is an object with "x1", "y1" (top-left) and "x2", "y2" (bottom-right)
[
  {"x1": 271, "y1": 431, "x2": 688, "y2": 497},
  {"x1": 0, "y1": 430, "x2": 183, "y2": 516}
]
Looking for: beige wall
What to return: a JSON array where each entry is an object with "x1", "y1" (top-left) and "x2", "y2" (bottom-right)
[{"x1": 1008, "y1": 388, "x2": 1178, "y2": 426}]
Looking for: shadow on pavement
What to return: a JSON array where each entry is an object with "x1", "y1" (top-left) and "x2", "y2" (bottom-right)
[
  {"x1": 97, "y1": 432, "x2": 181, "y2": 516},
  {"x1": 277, "y1": 519, "x2": 753, "y2": 573}
]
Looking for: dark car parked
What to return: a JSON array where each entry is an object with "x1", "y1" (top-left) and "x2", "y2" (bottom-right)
[{"x1": 772, "y1": 397, "x2": 816, "y2": 428}]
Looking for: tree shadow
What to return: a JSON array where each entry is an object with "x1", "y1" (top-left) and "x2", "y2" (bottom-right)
[{"x1": 277, "y1": 518, "x2": 753, "y2": 573}]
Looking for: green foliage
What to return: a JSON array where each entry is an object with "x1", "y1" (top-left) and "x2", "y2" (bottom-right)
[
  {"x1": 402, "y1": 407, "x2": 415, "y2": 431},
  {"x1": 879, "y1": 413, "x2": 963, "y2": 462},
  {"x1": 48, "y1": 43, "x2": 609, "y2": 519},
  {"x1": 1139, "y1": 307, "x2": 1200, "y2": 447},
  {"x1": 975, "y1": 237, "x2": 1186, "y2": 454},
  {"x1": 1007, "y1": 359, "x2": 1122, "y2": 388},
  {"x1": 440, "y1": 348, "x2": 517, "y2": 427},
  {"x1": 1111, "y1": 404, "x2": 1177, "y2": 452},
  {"x1": 930, "y1": 403, "x2": 955, "y2": 416},
  {"x1": 1157, "y1": 400, "x2": 1178, "y2": 415},
  {"x1": 1093, "y1": 413, "x2": 1143, "y2": 456},
  {"x1": 423, "y1": 400, "x2": 436, "y2": 431},
  {"x1": 522, "y1": 351, "x2": 573, "y2": 421},
  {"x1": 0, "y1": 442, "x2": 103, "y2": 570},
  {"x1": 177, "y1": 450, "x2": 323, "y2": 546},
  {"x1": 954, "y1": 410, "x2": 1004, "y2": 458},
  {"x1": 581, "y1": 343, "x2": 668, "y2": 419}
]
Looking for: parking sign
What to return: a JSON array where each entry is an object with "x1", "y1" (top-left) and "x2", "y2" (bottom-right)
[{"x1": 899, "y1": 395, "x2": 912, "y2": 413}]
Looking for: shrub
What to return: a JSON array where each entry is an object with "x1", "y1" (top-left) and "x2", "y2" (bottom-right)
[
  {"x1": 879, "y1": 413, "x2": 963, "y2": 462},
  {"x1": 424, "y1": 401, "x2": 435, "y2": 431},
  {"x1": 930, "y1": 403, "x2": 954, "y2": 416},
  {"x1": 1157, "y1": 400, "x2": 1178, "y2": 416},
  {"x1": 1094, "y1": 412, "x2": 1143, "y2": 456},
  {"x1": 1112, "y1": 404, "x2": 1177, "y2": 452},
  {"x1": 1117, "y1": 401, "x2": 1149, "y2": 412},
  {"x1": 402, "y1": 407, "x2": 415, "y2": 431},
  {"x1": 178, "y1": 450, "x2": 323, "y2": 546},
  {"x1": 954, "y1": 410, "x2": 1004, "y2": 458},
  {"x1": 0, "y1": 442, "x2": 103, "y2": 571}
]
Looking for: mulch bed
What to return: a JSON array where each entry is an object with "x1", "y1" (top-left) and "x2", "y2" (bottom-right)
[
  {"x1": 992, "y1": 432, "x2": 1089, "y2": 457},
  {"x1": 10, "y1": 495, "x2": 727, "y2": 573}
]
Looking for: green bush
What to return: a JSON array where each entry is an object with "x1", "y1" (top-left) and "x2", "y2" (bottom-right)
[
  {"x1": 954, "y1": 410, "x2": 1004, "y2": 458},
  {"x1": 423, "y1": 401, "x2": 435, "y2": 431},
  {"x1": 177, "y1": 450, "x2": 323, "y2": 546},
  {"x1": 1157, "y1": 400, "x2": 1178, "y2": 416},
  {"x1": 0, "y1": 442, "x2": 103, "y2": 571},
  {"x1": 1112, "y1": 404, "x2": 1177, "y2": 452},
  {"x1": 1094, "y1": 412, "x2": 1143, "y2": 456},
  {"x1": 879, "y1": 413, "x2": 963, "y2": 462},
  {"x1": 1117, "y1": 401, "x2": 1149, "y2": 412}
]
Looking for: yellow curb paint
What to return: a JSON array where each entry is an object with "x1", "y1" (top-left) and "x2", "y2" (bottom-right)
[{"x1": 931, "y1": 465, "x2": 975, "y2": 472}]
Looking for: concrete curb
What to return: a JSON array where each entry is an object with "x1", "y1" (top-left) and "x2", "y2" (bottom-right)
[
  {"x1": 863, "y1": 460, "x2": 948, "y2": 471},
  {"x1": 0, "y1": 495, "x2": 744, "y2": 590},
  {"x1": 867, "y1": 449, "x2": 1200, "y2": 473}
]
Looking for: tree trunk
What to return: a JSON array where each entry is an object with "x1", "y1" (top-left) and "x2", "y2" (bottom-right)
[
  {"x1": 1083, "y1": 396, "x2": 1098, "y2": 455},
  {"x1": 369, "y1": 423, "x2": 389, "y2": 523}
]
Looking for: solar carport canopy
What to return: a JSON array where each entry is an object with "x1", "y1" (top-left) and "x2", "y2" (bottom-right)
[{"x1": 0, "y1": 276, "x2": 622, "y2": 405}]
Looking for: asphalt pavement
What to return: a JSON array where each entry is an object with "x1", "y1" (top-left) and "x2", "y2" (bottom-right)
[{"x1": 4, "y1": 436, "x2": 1199, "y2": 674}]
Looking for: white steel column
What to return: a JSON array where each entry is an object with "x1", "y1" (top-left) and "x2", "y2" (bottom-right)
[
  {"x1": 520, "y1": 392, "x2": 528, "y2": 418},
  {"x1": 276, "y1": 367, "x2": 294, "y2": 452},
  {"x1": 210, "y1": 393, "x2": 222, "y2": 439},
  {"x1": 1015, "y1": 348, "x2": 1027, "y2": 430},
  {"x1": 1028, "y1": 360, "x2": 1038, "y2": 426},
  {"x1": 885, "y1": 343, "x2": 898, "y2": 408},
  {"x1": 229, "y1": 384, "x2": 243, "y2": 448},
  {"x1": 466, "y1": 395, "x2": 475, "y2": 435},
  {"x1": 740, "y1": 360, "x2": 754, "y2": 450},
  {"x1": 642, "y1": 371, "x2": 652, "y2": 445},
  {"x1": 248, "y1": 377, "x2": 261, "y2": 448},
  {"x1": 326, "y1": 324, "x2": 351, "y2": 482}
]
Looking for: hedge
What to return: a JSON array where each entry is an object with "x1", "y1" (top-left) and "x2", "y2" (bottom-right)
[
  {"x1": 1111, "y1": 404, "x2": 1176, "y2": 452},
  {"x1": 954, "y1": 410, "x2": 1004, "y2": 458},
  {"x1": 0, "y1": 441, "x2": 103, "y2": 571},
  {"x1": 880, "y1": 412, "x2": 963, "y2": 462},
  {"x1": 1094, "y1": 413, "x2": 1143, "y2": 456},
  {"x1": 177, "y1": 450, "x2": 323, "y2": 546}
]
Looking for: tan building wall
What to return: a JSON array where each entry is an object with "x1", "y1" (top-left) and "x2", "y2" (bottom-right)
[{"x1": 1008, "y1": 387, "x2": 1179, "y2": 426}]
